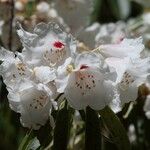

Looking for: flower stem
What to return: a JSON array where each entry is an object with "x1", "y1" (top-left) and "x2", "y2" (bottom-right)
[{"x1": 85, "y1": 107, "x2": 101, "y2": 150}]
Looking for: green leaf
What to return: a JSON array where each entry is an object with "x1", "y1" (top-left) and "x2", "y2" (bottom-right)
[
  {"x1": 91, "y1": 0, "x2": 102, "y2": 23},
  {"x1": 34, "y1": 121, "x2": 52, "y2": 149},
  {"x1": 109, "y1": 0, "x2": 131, "y2": 20},
  {"x1": 53, "y1": 101, "x2": 74, "y2": 150},
  {"x1": 79, "y1": 110, "x2": 86, "y2": 121},
  {"x1": 25, "y1": 1, "x2": 36, "y2": 17},
  {"x1": 85, "y1": 107, "x2": 101, "y2": 150},
  {"x1": 99, "y1": 106, "x2": 131, "y2": 150},
  {"x1": 18, "y1": 129, "x2": 34, "y2": 150},
  {"x1": 0, "y1": 60, "x2": 3, "y2": 65},
  {"x1": 25, "y1": 137, "x2": 40, "y2": 150}
]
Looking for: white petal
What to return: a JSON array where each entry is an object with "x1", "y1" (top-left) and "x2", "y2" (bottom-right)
[
  {"x1": 129, "y1": 57, "x2": 150, "y2": 78},
  {"x1": 17, "y1": 22, "x2": 76, "y2": 67},
  {"x1": 17, "y1": 22, "x2": 38, "y2": 48},
  {"x1": 7, "y1": 80, "x2": 53, "y2": 130},
  {"x1": 100, "y1": 37, "x2": 144, "y2": 58},
  {"x1": 118, "y1": 82, "x2": 139, "y2": 105},
  {"x1": 105, "y1": 57, "x2": 129, "y2": 83},
  {"x1": 0, "y1": 47, "x2": 14, "y2": 61},
  {"x1": 65, "y1": 73, "x2": 88, "y2": 110},
  {"x1": 88, "y1": 79, "x2": 115, "y2": 110},
  {"x1": 78, "y1": 23, "x2": 101, "y2": 49},
  {"x1": 33, "y1": 66, "x2": 56, "y2": 84},
  {"x1": 55, "y1": 57, "x2": 72, "y2": 93},
  {"x1": 65, "y1": 69, "x2": 114, "y2": 110},
  {"x1": 75, "y1": 52, "x2": 102, "y2": 69},
  {"x1": 7, "y1": 92, "x2": 20, "y2": 112}
]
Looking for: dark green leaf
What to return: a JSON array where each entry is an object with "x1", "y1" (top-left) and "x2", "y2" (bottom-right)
[
  {"x1": 99, "y1": 106, "x2": 131, "y2": 150},
  {"x1": 18, "y1": 129, "x2": 34, "y2": 150},
  {"x1": 53, "y1": 101, "x2": 74, "y2": 150},
  {"x1": 34, "y1": 121, "x2": 52, "y2": 149},
  {"x1": 85, "y1": 107, "x2": 101, "y2": 150}
]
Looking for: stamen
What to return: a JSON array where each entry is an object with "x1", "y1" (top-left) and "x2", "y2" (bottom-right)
[
  {"x1": 16, "y1": 63, "x2": 27, "y2": 76},
  {"x1": 43, "y1": 46, "x2": 66, "y2": 66},
  {"x1": 66, "y1": 65, "x2": 74, "y2": 73}
]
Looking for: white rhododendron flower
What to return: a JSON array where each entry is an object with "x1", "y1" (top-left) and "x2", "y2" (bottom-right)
[
  {"x1": 17, "y1": 22, "x2": 76, "y2": 68},
  {"x1": 144, "y1": 95, "x2": 150, "y2": 119},
  {"x1": 33, "y1": 66, "x2": 56, "y2": 84},
  {"x1": 95, "y1": 22, "x2": 126, "y2": 46},
  {"x1": 0, "y1": 19, "x2": 150, "y2": 131},
  {"x1": 99, "y1": 37, "x2": 144, "y2": 59},
  {"x1": 78, "y1": 23, "x2": 101, "y2": 49},
  {"x1": 8, "y1": 80, "x2": 54, "y2": 130},
  {"x1": 0, "y1": 47, "x2": 32, "y2": 89},
  {"x1": 0, "y1": 47, "x2": 56, "y2": 89},
  {"x1": 36, "y1": 1, "x2": 69, "y2": 31},
  {"x1": 106, "y1": 57, "x2": 150, "y2": 105},
  {"x1": 53, "y1": 0, "x2": 93, "y2": 34},
  {"x1": 56, "y1": 52, "x2": 115, "y2": 110}
]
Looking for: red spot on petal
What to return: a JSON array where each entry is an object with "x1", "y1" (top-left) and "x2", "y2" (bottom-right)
[
  {"x1": 53, "y1": 41, "x2": 64, "y2": 49},
  {"x1": 80, "y1": 65, "x2": 89, "y2": 70}
]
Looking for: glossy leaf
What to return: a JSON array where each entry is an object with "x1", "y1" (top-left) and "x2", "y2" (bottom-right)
[{"x1": 99, "y1": 106, "x2": 131, "y2": 150}]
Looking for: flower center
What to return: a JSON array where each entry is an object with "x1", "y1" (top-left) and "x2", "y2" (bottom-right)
[
  {"x1": 43, "y1": 47, "x2": 66, "y2": 66},
  {"x1": 16, "y1": 63, "x2": 27, "y2": 76},
  {"x1": 66, "y1": 65, "x2": 74, "y2": 73},
  {"x1": 75, "y1": 72, "x2": 96, "y2": 96},
  {"x1": 43, "y1": 41, "x2": 65, "y2": 66}
]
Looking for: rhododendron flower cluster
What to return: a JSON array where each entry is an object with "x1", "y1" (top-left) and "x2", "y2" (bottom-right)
[{"x1": 0, "y1": 22, "x2": 149, "y2": 130}]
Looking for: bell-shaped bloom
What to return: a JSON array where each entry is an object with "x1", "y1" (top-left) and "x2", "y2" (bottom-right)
[
  {"x1": 95, "y1": 22, "x2": 126, "y2": 46},
  {"x1": 8, "y1": 79, "x2": 55, "y2": 130},
  {"x1": 77, "y1": 22, "x2": 126, "y2": 50},
  {"x1": 36, "y1": 1, "x2": 69, "y2": 31},
  {"x1": 78, "y1": 23, "x2": 101, "y2": 49},
  {"x1": 0, "y1": 48, "x2": 57, "y2": 92},
  {"x1": 17, "y1": 22, "x2": 76, "y2": 68},
  {"x1": 0, "y1": 47, "x2": 32, "y2": 89},
  {"x1": 99, "y1": 37, "x2": 144, "y2": 59},
  {"x1": 106, "y1": 57, "x2": 150, "y2": 105},
  {"x1": 56, "y1": 52, "x2": 115, "y2": 110}
]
